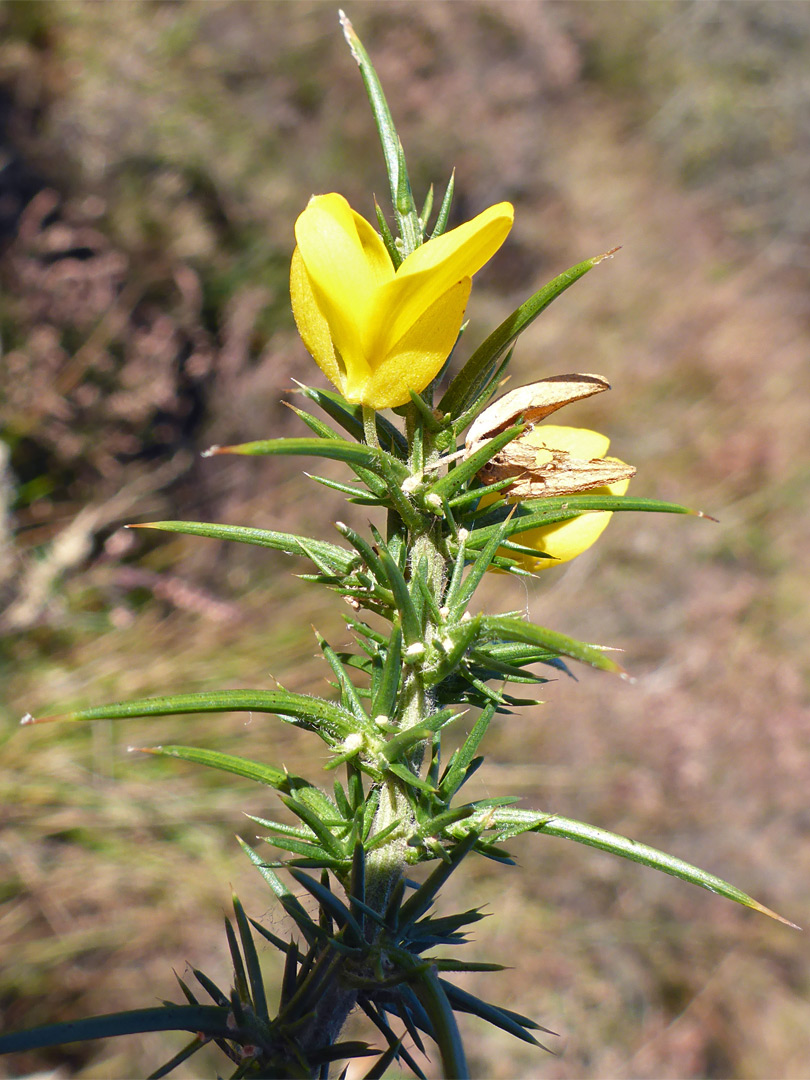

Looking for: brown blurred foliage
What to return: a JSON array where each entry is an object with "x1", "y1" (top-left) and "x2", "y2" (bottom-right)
[{"x1": 2, "y1": 2, "x2": 809, "y2": 1078}]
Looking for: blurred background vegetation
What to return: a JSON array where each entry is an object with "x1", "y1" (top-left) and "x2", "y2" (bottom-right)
[{"x1": 2, "y1": 2, "x2": 809, "y2": 1076}]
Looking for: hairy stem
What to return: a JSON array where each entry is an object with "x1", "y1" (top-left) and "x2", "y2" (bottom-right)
[
  {"x1": 362, "y1": 404, "x2": 380, "y2": 448},
  {"x1": 365, "y1": 512, "x2": 446, "y2": 911}
]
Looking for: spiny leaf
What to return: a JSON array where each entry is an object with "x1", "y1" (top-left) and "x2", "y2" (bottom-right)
[
  {"x1": 236, "y1": 839, "x2": 321, "y2": 946},
  {"x1": 203, "y1": 436, "x2": 408, "y2": 484},
  {"x1": 464, "y1": 494, "x2": 714, "y2": 550},
  {"x1": 258, "y1": 835, "x2": 342, "y2": 866},
  {"x1": 306, "y1": 472, "x2": 383, "y2": 504},
  {"x1": 418, "y1": 804, "x2": 477, "y2": 839},
  {"x1": 0, "y1": 1005, "x2": 233, "y2": 1054},
  {"x1": 361, "y1": 1035, "x2": 405, "y2": 1080},
  {"x1": 223, "y1": 918, "x2": 250, "y2": 1004},
  {"x1": 481, "y1": 615, "x2": 626, "y2": 676},
  {"x1": 426, "y1": 422, "x2": 524, "y2": 504},
  {"x1": 381, "y1": 726, "x2": 438, "y2": 765},
  {"x1": 375, "y1": 198, "x2": 401, "y2": 268},
  {"x1": 135, "y1": 745, "x2": 290, "y2": 790},
  {"x1": 370, "y1": 625, "x2": 402, "y2": 722},
  {"x1": 280, "y1": 795, "x2": 347, "y2": 860},
  {"x1": 447, "y1": 350, "x2": 513, "y2": 445},
  {"x1": 340, "y1": 9, "x2": 410, "y2": 221},
  {"x1": 399, "y1": 833, "x2": 480, "y2": 929},
  {"x1": 287, "y1": 869, "x2": 365, "y2": 945},
  {"x1": 333, "y1": 780, "x2": 353, "y2": 821},
  {"x1": 309, "y1": 1041, "x2": 378, "y2": 1066},
  {"x1": 448, "y1": 513, "x2": 516, "y2": 617},
  {"x1": 284, "y1": 401, "x2": 347, "y2": 442},
  {"x1": 192, "y1": 968, "x2": 228, "y2": 1007},
  {"x1": 146, "y1": 1035, "x2": 207, "y2": 1080},
  {"x1": 419, "y1": 183, "x2": 434, "y2": 231},
  {"x1": 385, "y1": 761, "x2": 437, "y2": 794},
  {"x1": 408, "y1": 387, "x2": 446, "y2": 432},
  {"x1": 127, "y1": 520, "x2": 355, "y2": 573},
  {"x1": 410, "y1": 908, "x2": 488, "y2": 943},
  {"x1": 440, "y1": 250, "x2": 618, "y2": 421},
  {"x1": 293, "y1": 382, "x2": 408, "y2": 456},
  {"x1": 497, "y1": 809, "x2": 799, "y2": 927},
  {"x1": 349, "y1": 842, "x2": 366, "y2": 936},
  {"x1": 280, "y1": 938, "x2": 299, "y2": 1008},
  {"x1": 409, "y1": 966, "x2": 469, "y2": 1079},
  {"x1": 26, "y1": 690, "x2": 359, "y2": 744},
  {"x1": 440, "y1": 980, "x2": 554, "y2": 1050},
  {"x1": 376, "y1": 544, "x2": 422, "y2": 645},
  {"x1": 518, "y1": 493, "x2": 715, "y2": 519},
  {"x1": 172, "y1": 973, "x2": 199, "y2": 1007},
  {"x1": 249, "y1": 917, "x2": 293, "y2": 957},
  {"x1": 316, "y1": 631, "x2": 374, "y2": 726},
  {"x1": 430, "y1": 169, "x2": 455, "y2": 239},
  {"x1": 232, "y1": 896, "x2": 270, "y2": 1022},
  {"x1": 433, "y1": 961, "x2": 505, "y2": 974}
]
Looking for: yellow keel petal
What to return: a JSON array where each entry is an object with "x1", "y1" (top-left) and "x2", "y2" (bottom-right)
[
  {"x1": 290, "y1": 246, "x2": 347, "y2": 393},
  {"x1": 294, "y1": 194, "x2": 391, "y2": 382}
]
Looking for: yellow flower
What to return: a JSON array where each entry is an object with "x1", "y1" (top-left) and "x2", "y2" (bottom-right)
[
  {"x1": 481, "y1": 424, "x2": 631, "y2": 571},
  {"x1": 290, "y1": 193, "x2": 513, "y2": 409}
]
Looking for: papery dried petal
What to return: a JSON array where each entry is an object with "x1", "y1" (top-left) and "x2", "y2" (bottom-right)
[
  {"x1": 479, "y1": 445, "x2": 635, "y2": 500},
  {"x1": 465, "y1": 373, "x2": 611, "y2": 455}
]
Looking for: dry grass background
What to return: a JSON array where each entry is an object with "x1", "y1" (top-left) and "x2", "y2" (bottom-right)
[{"x1": 1, "y1": 2, "x2": 809, "y2": 1077}]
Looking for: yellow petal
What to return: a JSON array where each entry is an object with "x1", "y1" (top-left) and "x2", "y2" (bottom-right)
[
  {"x1": 359, "y1": 278, "x2": 472, "y2": 408},
  {"x1": 290, "y1": 195, "x2": 513, "y2": 408},
  {"x1": 479, "y1": 425, "x2": 631, "y2": 571},
  {"x1": 365, "y1": 202, "x2": 513, "y2": 362},
  {"x1": 290, "y1": 245, "x2": 349, "y2": 393},
  {"x1": 401, "y1": 201, "x2": 514, "y2": 280},
  {"x1": 293, "y1": 193, "x2": 392, "y2": 382},
  {"x1": 515, "y1": 469, "x2": 630, "y2": 570},
  {"x1": 522, "y1": 424, "x2": 610, "y2": 462}
]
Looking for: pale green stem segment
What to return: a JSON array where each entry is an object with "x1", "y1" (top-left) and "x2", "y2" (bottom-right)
[
  {"x1": 366, "y1": 449, "x2": 447, "y2": 911},
  {"x1": 366, "y1": 649, "x2": 431, "y2": 912},
  {"x1": 365, "y1": 777, "x2": 410, "y2": 911},
  {"x1": 362, "y1": 404, "x2": 380, "y2": 449}
]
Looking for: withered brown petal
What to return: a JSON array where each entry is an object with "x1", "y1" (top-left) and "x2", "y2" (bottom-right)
[
  {"x1": 465, "y1": 373, "x2": 611, "y2": 454},
  {"x1": 479, "y1": 447, "x2": 636, "y2": 500}
]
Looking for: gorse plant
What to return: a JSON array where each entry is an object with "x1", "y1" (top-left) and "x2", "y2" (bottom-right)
[{"x1": 2, "y1": 14, "x2": 793, "y2": 1080}]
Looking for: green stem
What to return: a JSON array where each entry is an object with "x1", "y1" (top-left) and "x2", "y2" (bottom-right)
[
  {"x1": 365, "y1": 776, "x2": 410, "y2": 911},
  {"x1": 365, "y1": 668, "x2": 427, "y2": 910},
  {"x1": 365, "y1": 511, "x2": 446, "y2": 912},
  {"x1": 410, "y1": 526, "x2": 446, "y2": 622},
  {"x1": 362, "y1": 405, "x2": 380, "y2": 449}
]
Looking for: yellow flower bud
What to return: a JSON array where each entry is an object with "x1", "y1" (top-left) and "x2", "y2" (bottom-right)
[
  {"x1": 290, "y1": 193, "x2": 513, "y2": 409},
  {"x1": 480, "y1": 424, "x2": 632, "y2": 571}
]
